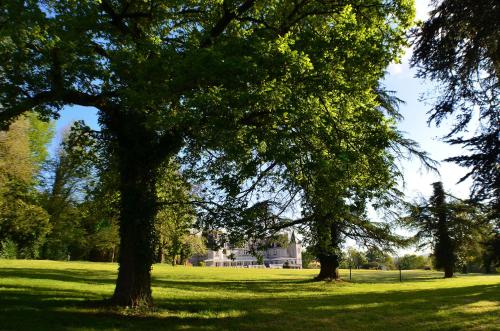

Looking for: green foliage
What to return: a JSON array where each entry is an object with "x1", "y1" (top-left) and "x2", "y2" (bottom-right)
[
  {"x1": 0, "y1": 116, "x2": 52, "y2": 258},
  {"x1": 301, "y1": 247, "x2": 317, "y2": 269},
  {"x1": 0, "y1": 0, "x2": 417, "y2": 304},
  {"x1": 156, "y1": 160, "x2": 198, "y2": 265},
  {"x1": 397, "y1": 254, "x2": 429, "y2": 270},
  {"x1": 267, "y1": 233, "x2": 290, "y2": 248},
  {"x1": 483, "y1": 233, "x2": 500, "y2": 273},
  {"x1": 0, "y1": 116, "x2": 36, "y2": 184},
  {"x1": 40, "y1": 122, "x2": 101, "y2": 260},
  {"x1": 346, "y1": 247, "x2": 368, "y2": 269},
  {"x1": 26, "y1": 113, "x2": 55, "y2": 174},
  {"x1": 0, "y1": 186, "x2": 50, "y2": 258},
  {"x1": 85, "y1": 218, "x2": 119, "y2": 262},
  {"x1": 365, "y1": 247, "x2": 395, "y2": 270},
  {"x1": 411, "y1": 0, "x2": 499, "y2": 206},
  {"x1": 402, "y1": 182, "x2": 485, "y2": 277},
  {"x1": 0, "y1": 238, "x2": 17, "y2": 259}
]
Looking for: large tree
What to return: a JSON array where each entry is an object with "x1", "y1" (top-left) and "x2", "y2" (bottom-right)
[
  {"x1": 0, "y1": 1, "x2": 414, "y2": 306},
  {"x1": 192, "y1": 85, "x2": 430, "y2": 280}
]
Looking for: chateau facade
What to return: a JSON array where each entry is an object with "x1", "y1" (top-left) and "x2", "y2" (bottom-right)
[{"x1": 203, "y1": 232, "x2": 302, "y2": 269}]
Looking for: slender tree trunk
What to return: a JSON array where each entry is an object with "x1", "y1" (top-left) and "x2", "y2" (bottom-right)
[{"x1": 157, "y1": 246, "x2": 165, "y2": 264}]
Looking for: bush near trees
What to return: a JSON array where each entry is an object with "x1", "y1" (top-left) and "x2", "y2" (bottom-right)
[{"x1": 396, "y1": 254, "x2": 429, "y2": 270}]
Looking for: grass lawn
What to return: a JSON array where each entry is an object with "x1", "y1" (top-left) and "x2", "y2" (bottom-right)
[{"x1": 0, "y1": 259, "x2": 499, "y2": 330}]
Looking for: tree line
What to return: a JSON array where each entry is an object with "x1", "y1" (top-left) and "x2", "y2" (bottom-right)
[{"x1": 0, "y1": 118, "x2": 205, "y2": 264}]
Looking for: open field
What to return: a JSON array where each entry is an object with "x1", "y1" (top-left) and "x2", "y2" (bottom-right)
[{"x1": 0, "y1": 260, "x2": 499, "y2": 330}]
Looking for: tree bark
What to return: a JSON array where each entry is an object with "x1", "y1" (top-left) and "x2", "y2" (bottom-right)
[
  {"x1": 316, "y1": 254, "x2": 340, "y2": 280},
  {"x1": 314, "y1": 218, "x2": 342, "y2": 281},
  {"x1": 111, "y1": 154, "x2": 158, "y2": 307},
  {"x1": 444, "y1": 264, "x2": 454, "y2": 278},
  {"x1": 109, "y1": 114, "x2": 163, "y2": 308}
]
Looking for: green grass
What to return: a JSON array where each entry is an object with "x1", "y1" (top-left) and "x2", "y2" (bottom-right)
[{"x1": 0, "y1": 260, "x2": 499, "y2": 330}]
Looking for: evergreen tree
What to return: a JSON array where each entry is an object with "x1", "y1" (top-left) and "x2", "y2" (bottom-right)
[
  {"x1": 411, "y1": 0, "x2": 499, "y2": 212},
  {"x1": 403, "y1": 182, "x2": 482, "y2": 278}
]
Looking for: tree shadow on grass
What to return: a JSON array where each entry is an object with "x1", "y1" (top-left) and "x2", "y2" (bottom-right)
[
  {"x1": 152, "y1": 283, "x2": 500, "y2": 330},
  {"x1": 0, "y1": 288, "x2": 240, "y2": 331},
  {"x1": 1, "y1": 266, "x2": 499, "y2": 330},
  {"x1": 1, "y1": 282, "x2": 498, "y2": 330},
  {"x1": 0, "y1": 267, "x2": 117, "y2": 285}
]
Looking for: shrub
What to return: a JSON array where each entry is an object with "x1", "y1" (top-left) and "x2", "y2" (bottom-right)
[{"x1": 0, "y1": 239, "x2": 18, "y2": 259}]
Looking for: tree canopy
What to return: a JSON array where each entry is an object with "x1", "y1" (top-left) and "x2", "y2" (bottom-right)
[{"x1": 1, "y1": 0, "x2": 415, "y2": 307}]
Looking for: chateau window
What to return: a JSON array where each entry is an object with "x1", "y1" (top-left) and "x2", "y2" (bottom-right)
[{"x1": 273, "y1": 249, "x2": 277, "y2": 255}]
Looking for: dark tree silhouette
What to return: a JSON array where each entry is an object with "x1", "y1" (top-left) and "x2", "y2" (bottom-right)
[{"x1": 411, "y1": 0, "x2": 499, "y2": 209}]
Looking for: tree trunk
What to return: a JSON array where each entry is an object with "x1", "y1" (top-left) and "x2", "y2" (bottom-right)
[
  {"x1": 157, "y1": 246, "x2": 165, "y2": 264},
  {"x1": 103, "y1": 108, "x2": 184, "y2": 307},
  {"x1": 444, "y1": 264, "x2": 454, "y2": 278},
  {"x1": 314, "y1": 217, "x2": 342, "y2": 281},
  {"x1": 111, "y1": 154, "x2": 158, "y2": 307},
  {"x1": 316, "y1": 254, "x2": 340, "y2": 280},
  {"x1": 110, "y1": 116, "x2": 162, "y2": 308}
]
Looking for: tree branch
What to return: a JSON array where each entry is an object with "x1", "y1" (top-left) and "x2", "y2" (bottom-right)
[
  {"x1": 0, "y1": 89, "x2": 107, "y2": 129},
  {"x1": 201, "y1": 0, "x2": 257, "y2": 48}
]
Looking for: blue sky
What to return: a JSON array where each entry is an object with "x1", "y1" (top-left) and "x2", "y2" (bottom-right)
[
  {"x1": 384, "y1": 0, "x2": 472, "y2": 200},
  {"x1": 50, "y1": 0, "x2": 472, "y2": 204}
]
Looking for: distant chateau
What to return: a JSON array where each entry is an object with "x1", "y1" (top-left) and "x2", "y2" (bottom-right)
[{"x1": 202, "y1": 232, "x2": 302, "y2": 269}]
